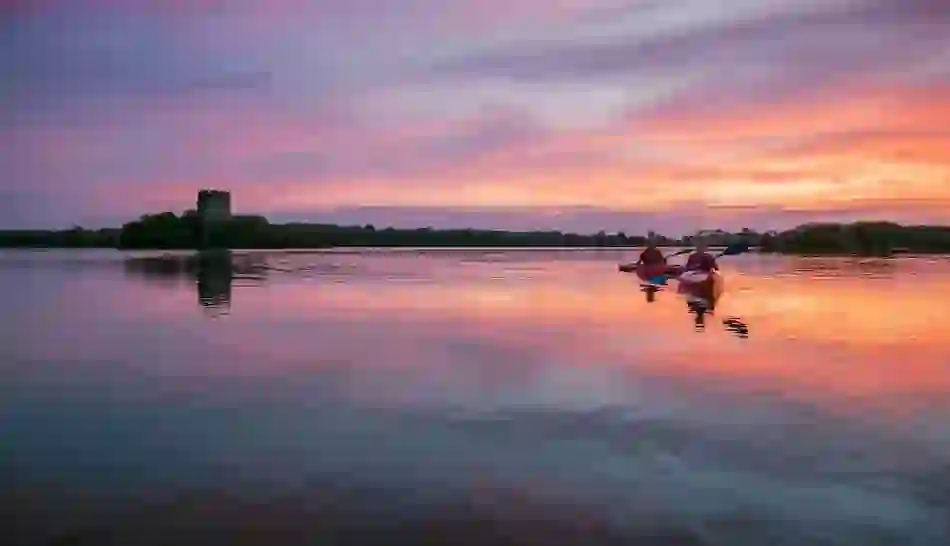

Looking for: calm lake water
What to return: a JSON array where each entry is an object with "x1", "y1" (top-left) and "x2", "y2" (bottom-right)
[{"x1": 2, "y1": 248, "x2": 949, "y2": 545}]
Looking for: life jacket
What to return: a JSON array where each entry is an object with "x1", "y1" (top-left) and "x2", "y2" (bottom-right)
[{"x1": 685, "y1": 252, "x2": 717, "y2": 272}]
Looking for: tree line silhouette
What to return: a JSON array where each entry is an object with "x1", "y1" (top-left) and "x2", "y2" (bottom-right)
[
  {"x1": 2, "y1": 211, "x2": 949, "y2": 255},
  {"x1": 758, "y1": 222, "x2": 950, "y2": 255}
]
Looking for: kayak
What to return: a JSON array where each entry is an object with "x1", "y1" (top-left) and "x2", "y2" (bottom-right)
[
  {"x1": 618, "y1": 263, "x2": 725, "y2": 307},
  {"x1": 617, "y1": 262, "x2": 680, "y2": 282},
  {"x1": 677, "y1": 269, "x2": 725, "y2": 309}
]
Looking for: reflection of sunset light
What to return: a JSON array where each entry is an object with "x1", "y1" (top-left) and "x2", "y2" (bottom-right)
[
  {"x1": 238, "y1": 269, "x2": 950, "y2": 349},
  {"x1": 212, "y1": 259, "x2": 950, "y2": 410},
  {"x1": 721, "y1": 276, "x2": 949, "y2": 346},
  {"x1": 117, "y1": 252, "x2": 950, "y2": 416}
]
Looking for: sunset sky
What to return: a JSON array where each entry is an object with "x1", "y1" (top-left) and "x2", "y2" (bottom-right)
[{"x1": 6, "y1": 0, "x2": 949, "y2": 233}]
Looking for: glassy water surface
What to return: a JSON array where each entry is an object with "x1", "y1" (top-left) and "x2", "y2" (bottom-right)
[{"x1": 2, "y1": 248, "x2": 949, "y2": 545}]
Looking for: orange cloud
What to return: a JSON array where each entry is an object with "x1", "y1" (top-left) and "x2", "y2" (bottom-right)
[{"x1": 25, "y1": 79, "x2": 950, "y2": 225}]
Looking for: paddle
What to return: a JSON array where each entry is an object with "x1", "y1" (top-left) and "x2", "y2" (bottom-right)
[
  {"x1": 661, "y1": 243, "x2": 750, "y2": 290},
  {"x1": 664, "y1": 248, "x2": 693, "y2": 259},
  {"x1": 655, "y1": 242, "x2": 751, "y2": 263},
  {"x1": 674, "y1": 243, "x2": 751, "y2": 269},
  {"x1": 620, "y1": 243, "x2": 750, "y2": 273},
  {"x1": 712, "y1": 242, "x2": 751, "y2": 258},
  {"x1": 669, "y1": 242, "x2": 751, "y2": 260}
]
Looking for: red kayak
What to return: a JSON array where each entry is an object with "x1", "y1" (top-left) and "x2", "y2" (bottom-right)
[{"x1": 617, "y1": 262, "x2": 681, "y2": 277}]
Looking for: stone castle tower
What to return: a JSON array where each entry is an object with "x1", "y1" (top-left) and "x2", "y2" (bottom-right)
[
  {"x1": 197, "y1": 189, "x2": 232, "y2": 223},
  {"x1": 196, "y1": 189, "x2": 231, "y2": 249}
]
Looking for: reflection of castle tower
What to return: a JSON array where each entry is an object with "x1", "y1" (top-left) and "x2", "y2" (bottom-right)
[
  {"x1": 123, "y1": 249, "x2": 273, "y2": 318},
  {"x1": 196, "y1": 250, "x2": 233, "y2": 316},
  {"x1": 122, "y1": 251, "x2": 234, "y2": 316}
]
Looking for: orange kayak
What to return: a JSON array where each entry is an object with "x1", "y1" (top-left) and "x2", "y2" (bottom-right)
[{"x1": 677, "y1": 270, "x2": 725, "y2": 308}]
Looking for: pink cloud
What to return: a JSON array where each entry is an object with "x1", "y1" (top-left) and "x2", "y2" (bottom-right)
[{"x1": 6, "y1": 0, "x2": 950, "y2": 229}]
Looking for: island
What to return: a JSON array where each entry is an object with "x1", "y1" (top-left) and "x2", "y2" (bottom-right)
[{"x1": 1, "y1": 190, "x2": 949, "y2": 255}]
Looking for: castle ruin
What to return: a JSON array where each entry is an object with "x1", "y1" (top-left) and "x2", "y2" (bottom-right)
[{"x1": 197, "y1": 189, "x2": 232, "y2": 223}]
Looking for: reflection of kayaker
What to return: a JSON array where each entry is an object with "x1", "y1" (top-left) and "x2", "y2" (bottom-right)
[
  {"x1": 641, "y1": 284, "x2": 659, "y2": 303},
  {"x1": 687, "y1": 299, "x2": 708, "y2": 330}
]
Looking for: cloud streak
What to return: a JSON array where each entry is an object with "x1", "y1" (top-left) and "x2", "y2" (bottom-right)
[{"x1": 4, "y1": 0, "x2": 949, "y2": 230}]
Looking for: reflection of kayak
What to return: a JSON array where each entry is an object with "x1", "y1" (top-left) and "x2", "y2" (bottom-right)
[{"x1": 677, "y1": 270, "x2": 725, "y2": 308}]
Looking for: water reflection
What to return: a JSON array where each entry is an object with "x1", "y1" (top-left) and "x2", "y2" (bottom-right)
[
  {"x1": 196, "y1": 255, "x2": 232, "y2": 313},
  {"x1": 122, "y1": 250, "x2": 273, "y2": 315},
  {"x1": 106, "y1": 250, "x2": 950, "y2": 407},
  {"x1": 723, "y1": 317, "x2": 750, "y2": 338},
  {"x1": 685, "y1": 294, "x2": 749, "y2": 338},
  {"x1": 687, "y1": 299, "x2": 709, "y2": 331},
  {"x1": 641, "y1": 284, "x2": 659, "y2": 303},
  {"x1": 635, "y1": 275, "x2": 748, "y2": 337},
  {"x1": 5, "y1": 250, "x2": 950, "y2": 546}
]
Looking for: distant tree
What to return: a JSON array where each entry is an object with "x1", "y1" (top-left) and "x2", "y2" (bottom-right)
[{"x1": 4, "y1": 207, "x2": 945, "y2": 253}]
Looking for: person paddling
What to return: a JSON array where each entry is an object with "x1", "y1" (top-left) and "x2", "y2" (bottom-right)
[
  {"x1": 684, "y1": 240, "x2": 719, "y2": 272},
  {"x1": 637, "y1": 237, "x2": 666, "y2": 268}
]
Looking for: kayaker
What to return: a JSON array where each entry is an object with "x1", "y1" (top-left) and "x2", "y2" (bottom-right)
[
  {"x1": 684, "y1": 241, "x2": 718, "y2": 272},
  {"x1": 637, "y1": 237, "x2": 666, "y2": 267}
]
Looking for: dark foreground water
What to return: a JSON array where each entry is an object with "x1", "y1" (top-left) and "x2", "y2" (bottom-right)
[{"x1": 2, "y1": 248, "x2": 949, "y2": 546}]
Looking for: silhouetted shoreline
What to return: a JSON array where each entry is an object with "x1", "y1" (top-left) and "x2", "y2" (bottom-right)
[{"x1": 2, "y1": 214, "x2": 949, "y2": 256}]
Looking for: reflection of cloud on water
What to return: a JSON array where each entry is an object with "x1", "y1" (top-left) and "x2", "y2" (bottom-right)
[
  {"x1": 25, "y1": 382, "x2": 945, "y2": 545},
  {"x1": 390, "y1": 423, "x2": 935, "y2": 543},
  {"x1": 11, "y1": 360, "x2": 947, "y2": 545},
  {"x1": 7, "y1": 250, "x2": 950, "y2": 545},
  {"x1": 414, "y1": 410, "x2": 949, "y2": 545}
]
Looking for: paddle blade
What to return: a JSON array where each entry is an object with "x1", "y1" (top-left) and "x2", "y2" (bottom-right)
[
  {"x1": 665, "y1": 248, "x2": 692, "y2": 258},
  {"x1": 719, "y1": 243, "x2": 750, "y2": 256}
]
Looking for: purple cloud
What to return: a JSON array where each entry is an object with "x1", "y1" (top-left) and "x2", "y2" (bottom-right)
[
  {"x1": 430, "y1": 0, "x2": 950, "y2": 109},
  {"x1": 4, "y1": 0, "x2": 949, "y2": 229}
]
